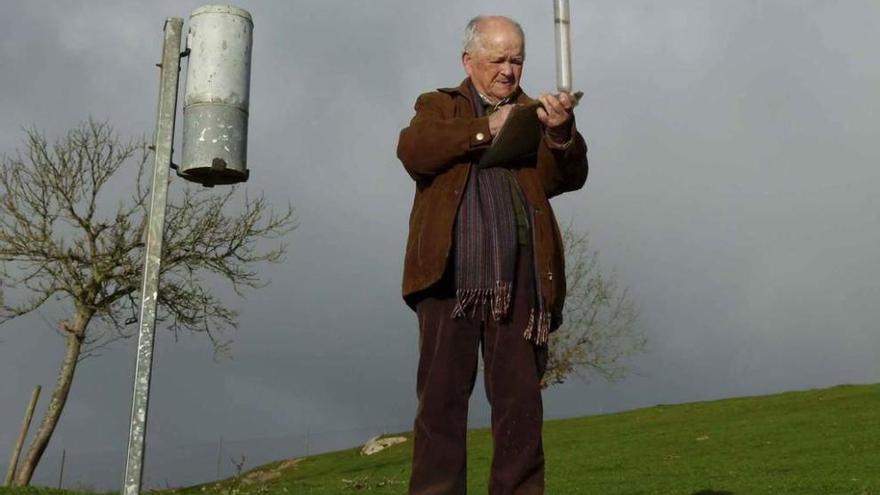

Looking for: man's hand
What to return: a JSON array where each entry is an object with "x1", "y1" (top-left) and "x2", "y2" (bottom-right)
[
  {"x1": 536, "y1": 92, "x2": 574, "y2": 144},
  {"x1": 488, "y1": 104, "x2": 516, "y2": 137}
]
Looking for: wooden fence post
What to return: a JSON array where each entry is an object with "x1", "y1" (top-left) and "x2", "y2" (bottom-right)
[{"x1": 4, "y1": 385, "x2": 41, "y2": 486}]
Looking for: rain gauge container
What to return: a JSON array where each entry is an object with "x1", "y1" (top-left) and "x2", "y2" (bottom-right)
[{"x1": 179, "y1": 5, "x2": 253, "y2": 186}]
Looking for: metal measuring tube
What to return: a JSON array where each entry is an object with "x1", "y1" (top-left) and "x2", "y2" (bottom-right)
[
  {"x1": 554, "y1": 0, "x2": 582, "y2": 104},
  {"x1": 554, "y1": 0, "x2": 572, "y2": 93}
]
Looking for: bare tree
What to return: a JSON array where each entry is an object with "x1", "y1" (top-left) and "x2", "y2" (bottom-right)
[
  {"x1": 0, "y1": 120, "x2": 295, "y2": 485},
  {"x1": 540, "y1": 226, "x2": 645, "y2": 389}
]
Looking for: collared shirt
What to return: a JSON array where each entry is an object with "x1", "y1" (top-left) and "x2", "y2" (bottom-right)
[{"x1": 476, "y1": 91, "x2": 514, "y2": 113}]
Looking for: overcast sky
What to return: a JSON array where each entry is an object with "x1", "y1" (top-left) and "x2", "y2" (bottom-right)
[{"x1": 1, "y1": 0, "x2": 878, "y2": 490}]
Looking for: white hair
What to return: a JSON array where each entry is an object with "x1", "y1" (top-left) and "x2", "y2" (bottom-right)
[{"x1": 462, "y1": 15, "x2": 526, "y2": 56}]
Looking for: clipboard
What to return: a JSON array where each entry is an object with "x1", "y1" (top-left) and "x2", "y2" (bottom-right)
[
  {"x1": 478, "y1": 92, "x2": 582, "y2": 168},
  {"x1": 478, "y1": 102, "x2": 542, "y2": 168}
]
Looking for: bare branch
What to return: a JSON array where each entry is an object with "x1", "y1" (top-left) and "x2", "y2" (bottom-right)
[
  {"x1": 1, "y1": 118, "x2": 295, "y2": 486},
  {"x1": 541, "y1": 225, "x2": 646, "y2": 389},
  {"x1": 0, "y1": 118, "x2": 295, "y2": 356}
]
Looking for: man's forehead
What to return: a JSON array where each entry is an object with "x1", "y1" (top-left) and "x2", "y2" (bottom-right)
[
  {"x1": 476, "y1": 40, "x2": 523, "y2": 57},
  {"x1": 478, "y1": 45, "x2": 523, "y2": 59}
]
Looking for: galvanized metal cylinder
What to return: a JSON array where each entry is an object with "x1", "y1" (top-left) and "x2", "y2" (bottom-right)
[
  {"x1": 180, "y1": 4, "x2": 253, "y2": 186},
  {"x1": 554, "y1": 0, "x2": 572, "y2": 93}
]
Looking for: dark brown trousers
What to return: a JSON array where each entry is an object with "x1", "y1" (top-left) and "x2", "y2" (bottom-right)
[{"x1": 409, "y1": 246, "x2": 546, "y2": 495}]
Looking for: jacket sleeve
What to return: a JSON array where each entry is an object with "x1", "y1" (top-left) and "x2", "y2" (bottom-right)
[
  {"x1": 535, "y1": 118, "x2": 589, "y2": 199},
  {"x1": 397, "y1": 91, "x2": 492, "y2": 182}
]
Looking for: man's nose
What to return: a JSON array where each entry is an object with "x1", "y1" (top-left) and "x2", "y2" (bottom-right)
[{"x1": 500, "y1": 62, "x2": 514, "y2": 77}]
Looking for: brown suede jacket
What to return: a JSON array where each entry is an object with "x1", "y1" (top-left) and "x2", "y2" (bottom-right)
[{"x1": 397, "y1": 79, "x2": 588, "y2": 329}]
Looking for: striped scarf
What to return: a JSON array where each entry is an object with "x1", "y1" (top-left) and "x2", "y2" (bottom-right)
[{"x1": 451, "y1": 81, "x2": 551, "y2": 344}]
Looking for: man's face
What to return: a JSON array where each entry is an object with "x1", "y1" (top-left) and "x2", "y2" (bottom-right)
[{"x1": 462, "y1": 20, "x2": 524, "y2": 103}]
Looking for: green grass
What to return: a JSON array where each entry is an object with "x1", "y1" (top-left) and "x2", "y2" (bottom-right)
[
  {"x1": 4, "y1": 383, "x2": 878, "y2": 494},
  {"x1": 0, "y1": 489, "x2": 99, "y2": 495}
]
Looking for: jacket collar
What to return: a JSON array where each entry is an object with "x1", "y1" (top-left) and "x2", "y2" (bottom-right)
[{"x1": 438, "y1": 78, "x2": 531, "y2": 105}]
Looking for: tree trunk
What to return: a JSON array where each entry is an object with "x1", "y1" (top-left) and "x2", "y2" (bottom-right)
[{"x1": 12, "y1": 331, "x2": 83, "y2": 486}]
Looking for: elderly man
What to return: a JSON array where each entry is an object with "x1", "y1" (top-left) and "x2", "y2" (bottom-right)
[{"x1": 397, "y1": 15, "x2": 588, "y2": 495}]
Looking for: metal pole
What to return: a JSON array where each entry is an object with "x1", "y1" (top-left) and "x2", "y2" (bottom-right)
[
  {"x1": 4, "y1": 385, "x2": 41, "y2": 486},
  {"x1": 305, "y1": 427, "x2": 310, "y2": 456},
  {"x1": 121, "y1": 17, "x2": 183, "y2": 495},
  {"x1": 58, "y1": 449, "x2": 65, "y2": 489},
  {"x1": 553, "y1": 0, "x2": 572, "y2": 93},
  {"x1": 216, "y1": 436, "x2": 223, "y2": 479}
]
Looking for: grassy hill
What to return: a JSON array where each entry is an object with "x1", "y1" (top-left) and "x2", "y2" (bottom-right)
[{"x1": 2, "y1": 383, "x2": 878, "y2": 494}]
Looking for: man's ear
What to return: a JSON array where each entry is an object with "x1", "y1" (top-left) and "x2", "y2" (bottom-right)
[{"x1": 462, "y1": 52, "x2": 473, "y2": 77}]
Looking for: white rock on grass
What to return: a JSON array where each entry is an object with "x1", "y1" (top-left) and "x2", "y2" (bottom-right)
[{"x1": 361, "y1": 435, "x2": 408, "y2": 455}]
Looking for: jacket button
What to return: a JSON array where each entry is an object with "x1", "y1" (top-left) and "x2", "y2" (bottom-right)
[
  {"x1": 547, "y1": 271, "x2": 553, "y2": 281},
  {"x1": 476, "y1": 132, "x2": 485, "y2": 141}
]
